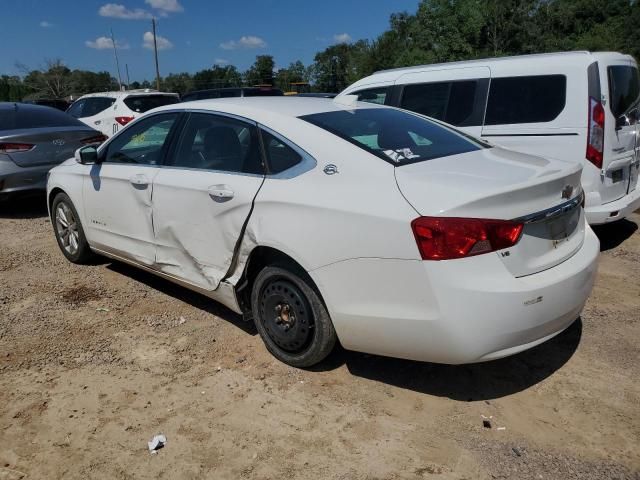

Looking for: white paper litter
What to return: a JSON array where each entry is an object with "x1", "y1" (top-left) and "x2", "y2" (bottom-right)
[{"x1": 148, "y1": 434, "x2": 166, "y2": 454}]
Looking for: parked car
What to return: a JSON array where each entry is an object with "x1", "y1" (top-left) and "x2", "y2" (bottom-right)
[
  {"x1": 0, "y1": 102, "x2": 106, "y2": 200},
  {"x1": 338, "y1": 51, "x2": 640, "y2": 225},
  {"x1": 66, "y1": 89, "x2": 179, "y2": 138},
  {"x1": 180, "y1": 87, "x2": 283, "y2": 102},
  {"x1": 47, "y1": 97, "x2": 599, "y2": 367},
  {"x1": 23, "y1": 98, "x2": 71, "y2": 111},
  {"x1": 296, "y1": 93, "x2": 337, "y2": 98}
]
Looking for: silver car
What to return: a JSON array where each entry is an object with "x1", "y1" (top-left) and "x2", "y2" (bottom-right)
[{"x1": 0, "y1": 102, "x2": 105, "y2": 200}]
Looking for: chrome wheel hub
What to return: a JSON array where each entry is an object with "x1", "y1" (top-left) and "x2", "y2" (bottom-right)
[{"x1": 55, "y1": 203, "x2": 79, "y2": 255}]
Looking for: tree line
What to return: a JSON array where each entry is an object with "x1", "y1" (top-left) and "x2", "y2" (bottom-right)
[{"x1": 2, "y1": 0, "x2": 638, "y2": 101}]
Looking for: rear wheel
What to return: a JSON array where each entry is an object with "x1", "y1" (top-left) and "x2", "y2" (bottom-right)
[
  {"x1": 251, "y1": 266, "x2": 336, "y2": 368},
  {"x1": 52, "y1": 192, "x2": 93, "y2": 263}
]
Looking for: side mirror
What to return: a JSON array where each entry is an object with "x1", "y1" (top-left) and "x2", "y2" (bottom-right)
[{"x1": 74, "y1": 146, "x2": 99, "y2": 165}]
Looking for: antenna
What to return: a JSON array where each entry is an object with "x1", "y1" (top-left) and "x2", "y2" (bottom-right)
[
  {"x1": 152, "y1": 18, "x2": 161, "y2": 91},
  {"x1": 110, "y1": 28, "x2": 123, "y2": 90},
  {"x1": 125, "y1": 63, "x2": 130, "y2": 90}
]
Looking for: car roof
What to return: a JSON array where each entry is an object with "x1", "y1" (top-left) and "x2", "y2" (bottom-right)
[
  {"x1": 153, "y1": 96, "x2": 387, "y2": 124},
  {"x1": 75, "y1": 89, "x2": 178, "y2": 100}
]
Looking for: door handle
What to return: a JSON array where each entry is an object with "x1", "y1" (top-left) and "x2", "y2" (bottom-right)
[
  {"x1": 129, "y1": 174, "x2": 149, "y2": 187},
  {"x1": 208, "y1": 185, "x2": 234, "y2": 202}
]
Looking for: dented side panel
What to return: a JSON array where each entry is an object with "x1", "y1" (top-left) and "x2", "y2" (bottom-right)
[
  {"x1": 82, "y1": 163, "x2": 159, "y2": 266},
  {"x1": 152, "y1": 168, "x2": 264, "y2": 290}
]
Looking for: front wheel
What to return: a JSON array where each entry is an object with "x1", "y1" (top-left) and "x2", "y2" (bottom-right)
[
  {"x1": 251, "y1": 266, "x2": 336, "y2": 368},
  {"x1": 52, "y1": 192, "x2": 93, "y2": 264}
]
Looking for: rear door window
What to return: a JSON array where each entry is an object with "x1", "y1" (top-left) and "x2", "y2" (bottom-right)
[
  {"x1": 300, "y1": 108, "x2": 484, "y2": 166},
  {"x1": 400, "y1": 81, "x2": 478, "y2": 126},
  {"x1": 485, "y1": 75, "x2": 566, "y2": 125},
  {"x1": 66, "y1": 100, "x2": 85, "y2": 118},
  {"x1": 354, "y1": 87, "x2": 389, "y2": 105},
  {"x1": 81, "y1": 97, "x2": 115, "y2": 117},
  {"x1": 123, "y1": 95, "x2": 179, "y2": 113},
  {"x1": 607, "y1": 66, "x2": 640, "y2": 118}
]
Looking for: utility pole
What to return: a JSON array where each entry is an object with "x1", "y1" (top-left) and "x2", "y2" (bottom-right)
[
  {"x1": 125, "y1": 64, "x2": 130, "y2": 90},
  {"x1": 152, "y1": 18, "x2": 161, "y2": 91},
  {"x1": 110, "y1": 28, "x2": 123, "y2": 90}
]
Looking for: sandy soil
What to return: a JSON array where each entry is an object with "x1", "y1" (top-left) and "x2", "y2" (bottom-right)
[{"x1": 0, "y1": 196, "x2": 638, "y2": 480}]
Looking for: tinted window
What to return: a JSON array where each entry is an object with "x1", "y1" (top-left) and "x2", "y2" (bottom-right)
[
  {"x1": 123, "y1": 95, "x2": 179, "y2": 113},
  {"x1": 260, "y1": 130, "x2": 302, "y2": 173},
  {"x1": 355, "y1": 87, "x2": 389, "y2": 105},
  {"x1": 300, "y1": 108, "x2": 484, "y2": 166},
  {"x1": 242, "y1": 88, "x2": 284, "y2": 97},
  {"x1": 66, "y1": 100, "x2": 85, "y2": 118},
  {"x1": 104, "y1": 113, "x2": 178, "y2": 165},
  {"x1": 169, "y1": 113, "x2": 263, "y2": 174},
  {"x1": 0, "y1": 104, "x2": 86, "y2": 130},
  {"x1": 485, "y1": 75, "x2": 566, "y2": 125},
  {"x1": 82, "y1": 97, "x2": 115, "y2": 117},
  {"x1": 608, "y1": 66, "x2": 640, "y2": 118}
]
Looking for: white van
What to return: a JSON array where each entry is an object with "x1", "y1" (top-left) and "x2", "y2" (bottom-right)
[{"x1": 338, "y1": 51, "x2": 640, "y2": 225}]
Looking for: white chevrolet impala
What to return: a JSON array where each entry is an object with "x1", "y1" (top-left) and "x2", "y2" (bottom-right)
[{"x1": 47, "y1": 97, "x2": 599, "y2": 367}]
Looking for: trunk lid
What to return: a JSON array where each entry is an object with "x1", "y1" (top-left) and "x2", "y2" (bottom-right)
[
  {"x1": 1, "y1": 127, "x2": 98, "y2": 167},
  {"x1": 395, "y1": 147, "x2": 585, "y2": 277}
]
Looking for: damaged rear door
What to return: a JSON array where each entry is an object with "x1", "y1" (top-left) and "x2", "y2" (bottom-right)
[
  {"x1": 152, "y1": 112, "x2": 265, "y2": 290},
  {"x1": 83, "y1": 112, "x2": 180, "y2": 265}
]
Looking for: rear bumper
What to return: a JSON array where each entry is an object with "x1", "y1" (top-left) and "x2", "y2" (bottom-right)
[
  {"x1": 0, "y1": 159, "x2": 51, "y2": 195},
  {"x1": 311, "y1": 227, "x2": 599, "y2": 364},
  {"x1": 585, "y1": 187, "x2": 640, "y2": 224}
]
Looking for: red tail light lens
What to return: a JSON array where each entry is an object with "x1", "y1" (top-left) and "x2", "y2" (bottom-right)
[
  {"x1": 115, "y1": 116, "x2": 134, "y2": 126},
  {"x1": 411, "y1": 217, "x2": 524, "y2": 260},
  {"x1": 81, "y1": 134, "x2": 108, "y2": 145},
  {"x1": 0, "y1": 142, "x2": 35, "y2": 154},
  {"x1": 586, "y1": 97, "x2": 604, "y2": 169}
]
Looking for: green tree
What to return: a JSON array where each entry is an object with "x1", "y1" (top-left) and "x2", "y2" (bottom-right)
[
  {"x1": 162, "y1": 72, "x2": 194, "y2": 94},
  {"x1": 245, "y1": 55, "x2": 275, "y2": 86},
  {"x1": 192, "y1": 65, "x2": 241, "y2": 90}
]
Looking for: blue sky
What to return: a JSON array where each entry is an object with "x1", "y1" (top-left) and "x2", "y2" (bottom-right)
[{"x1": 0, "y1": 0, "x2": 420, "y2": 81}]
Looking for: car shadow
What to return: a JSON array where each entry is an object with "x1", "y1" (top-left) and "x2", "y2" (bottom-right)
[
  {"x1": 592, "y1": 218, "x2": 638, "y2": 251},
  {"x1": 0, "y1": 193, "x2": 48, "y2": 219},
  {"x1": 314, "y1": 318, "x2": 582, "y2": 401},
  {"x1": 105, "y1": 261, "x2": 257, "y2": 336}
]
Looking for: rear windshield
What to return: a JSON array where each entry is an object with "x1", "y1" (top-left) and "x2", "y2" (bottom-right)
[
  {"x1": 300, "y1": 108, "x2": 484, "y2": 166},
  {"x1": 0, "y1": 104, "x2": 85, "y2": 130},
  {"x1": 608, "y1": 66, "x2": 640, "y2": 118},
  {"x1": 243, "y1": 88, "x2": 283, "y2": 97},
  {"x1": 124, "y1": 95, "x2": 179, "y2": 113}
]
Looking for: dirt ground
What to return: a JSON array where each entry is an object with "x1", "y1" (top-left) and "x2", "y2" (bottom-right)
[{"x1": 0, "y1": 195, "x2": 638, "y2": 480}]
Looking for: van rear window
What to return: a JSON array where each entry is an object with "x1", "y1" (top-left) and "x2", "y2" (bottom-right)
[
  {"x1": 485, "y1": 75, "x2": 566, "y2": 125},
  {"x1": 608, "y1": 66, "x2": 640, "y2": 118}
]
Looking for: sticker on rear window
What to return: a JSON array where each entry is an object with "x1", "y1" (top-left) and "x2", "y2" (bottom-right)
[{"x1": 382, "y1": 148, "x2": 420, "y2": 163}]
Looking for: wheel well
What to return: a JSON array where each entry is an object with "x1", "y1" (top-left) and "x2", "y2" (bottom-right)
[
  {"x1": 48, "y1": 188, "x2": 65, "y2": 216},
  {"x1": 236, "y1": 246, "x2": 320, "y2": 316}
]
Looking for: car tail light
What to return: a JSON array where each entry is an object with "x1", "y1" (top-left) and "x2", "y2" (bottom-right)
[
  {"x1": 81, "y1": 134, "x2": 108, "y2": 145},
  {"x1": 586, "y1": 97, "x2": 604, "y2": 169},
  {"x1": 0, "y1": 142, "x2": 35, "y2": 154},
  {"x1": 411, "y1": 217, "x2": 524, "y2": 260},
  {"x1": 115, "y1": 116, "x2": 134, "y2": 126}
]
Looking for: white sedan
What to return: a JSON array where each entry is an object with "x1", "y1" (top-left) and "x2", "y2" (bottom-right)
[{"x1": 46, "y1": 97, "x2": 599, "y2": 367}]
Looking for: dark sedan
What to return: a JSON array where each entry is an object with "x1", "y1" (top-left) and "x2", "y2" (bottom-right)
[{"x1": 0, "y1": 103, "x2": 106, "y2": 200}]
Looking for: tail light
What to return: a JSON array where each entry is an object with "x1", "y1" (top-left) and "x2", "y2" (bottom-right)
[
  {"x1": 0, "y1": 142, "x2": 35, "y2": 154},
  {"x1": 586, "y1": 97, "x2": 604, "y2": 169},
  {"x1": 81, "y1": 134, "x2": 108, "y2": 145},
  {"x1": 115, "y1": 116, "x2": 134, "y2": 126},
  {"x1": 411, "y1": 217, "x2": 524, "y2": 261}
]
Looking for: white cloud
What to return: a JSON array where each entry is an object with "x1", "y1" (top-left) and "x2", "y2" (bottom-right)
[
  {"x1": 85, "y1": 36, "x2": 131, "y2": 50},
  {"x1": 145, "y1": 0, "x2": 183, "y2": 12},
  {"x1": 98, "y1": 3, "x2": 153, "y2": 20},
  {"x1": 214, "y1": 58, "x2": 229, "y2": 65},
  {"x1": 40, "y1": 21, "x2": 53, "y2": 28},
  {"x1": 142, "y1": 31, "x2": 173, "y2": 50},
  {"x1": 220, "y1": 35, "x2": 266, "y2": 50},
  {"x1": 333, "y1": 33, "x2": 352, "y2": 44}
]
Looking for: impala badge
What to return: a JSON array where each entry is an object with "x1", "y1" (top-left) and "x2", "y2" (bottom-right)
[
  {"x1": 323, "y1": 164, "x2": 339, "y2": 175},
  {"x1": 561, "y1": 185, "x2": 573, "y2": 199},
  {"x1": 52, "y1": 139, "x2": 65, "y2": 146}
]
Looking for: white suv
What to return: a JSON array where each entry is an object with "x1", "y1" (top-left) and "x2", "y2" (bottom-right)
[
  {"x1": 339, "y1": 51, "x2": 640, "y2": 225},
  {"x1": 67, "y1": 89, "x2": 179, "y2": 138}
]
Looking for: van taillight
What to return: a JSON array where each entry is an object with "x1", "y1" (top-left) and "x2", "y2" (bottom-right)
[
  {"x1": 586, "y1": 97, "x2": 604, "y2": 169},
  {"x1": 411, "y1": 217, "x2": 524, "y2": 261}
]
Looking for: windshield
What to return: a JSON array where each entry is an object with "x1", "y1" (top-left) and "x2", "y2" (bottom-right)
[
  {"x1": 608, "y1": 66, "x2": 640, "y2": 118},
  {"x1": 300, "y1": 108, "x2": 485, "y2": 165},
  {"x1": 124, "y1": 95, "x2": 179, "y2": 113}
]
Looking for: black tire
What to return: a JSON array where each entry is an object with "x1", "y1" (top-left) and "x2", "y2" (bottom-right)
[
  {"x1": 251, "y1": 266, "x2": 336, "y2": 368},
  {"x1": 51, "y1": 192, "x2": 93, "y2": 264}
]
